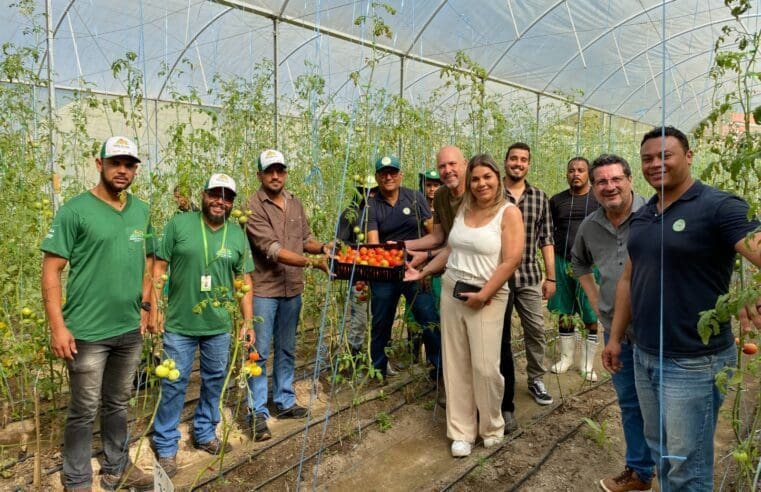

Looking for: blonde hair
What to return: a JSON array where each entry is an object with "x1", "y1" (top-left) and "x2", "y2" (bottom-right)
[{"x1": 462, "y1": 153, "x2": 506, "y2": 217}]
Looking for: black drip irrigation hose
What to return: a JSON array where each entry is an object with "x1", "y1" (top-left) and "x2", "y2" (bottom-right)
[
  {"x1": 190, "y1": 376, "x2": 425, "y2": 490},
  {"x1": 252, "y1": 387, "x2": 436, "y2": 490},
  {"x1": 16, "y1": 358, "x2": 327, "y2": 484},
  {"x1": 440, "y1": 378, "x2": 615, "y2": 492},
  {"x1": 506, "y1": 397, "x2": 618, "y2": 492}
]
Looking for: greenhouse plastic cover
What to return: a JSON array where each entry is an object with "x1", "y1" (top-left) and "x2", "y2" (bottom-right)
[{"x1": 2, "y1": 0, "x2": 760, "y2": 129}]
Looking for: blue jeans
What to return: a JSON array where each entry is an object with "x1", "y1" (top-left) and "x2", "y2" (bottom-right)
[
  {"x1": 369, "y1": 280, "x2": 441, "y2": 376},
  {"x1": 634, "y1": 343, "x2": 736, "y2": 491},
  {"x1": 247, "y1": 295, "x2": 302, "y2": 418},
  {"x1": 604, "y1": 332, "x2": 654, "y2": 482},
  {"x1": 153, "y1": 331, "x2": 231, "y2": 457},
  {"x1": 63, "y1": 330, "x2": 143, "y2": 489}
]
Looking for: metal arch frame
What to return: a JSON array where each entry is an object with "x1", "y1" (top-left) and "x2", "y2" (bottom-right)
[
  {"x1": 638, "y1": 60, "x2": 759, "y2": 126},
  {"x1": 611, "y1": 41, "x2": 741, "y2": 115},
  {"x1": 540, "y1": 0, "x2": 677, "y2": 93},
  {"x1": 581, "y1": 12, "x2": 760, "y2": 106},
  {"x1": 486, "y1": 0, "x2": 566, "y2": 76},
  {"x1": 209, "y1": 0, "x2": 631, "y2": 123},
  {"x1": 673, "y1": 81, "x2": 761, "y2": 129},
  {"x1": 404, "y1": 0, "x2": 448, "y2": 57},
  {"x1": 37, "y1": 0, "x2": 77, "y2": 74},
  {"x1": 156, "y1": 7, "x2": 234, "y2": 100}
]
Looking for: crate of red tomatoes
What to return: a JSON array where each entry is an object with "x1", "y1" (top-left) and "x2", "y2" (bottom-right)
[{"x1": 331, "y1": 242, "x2": 406, "y2": 282}]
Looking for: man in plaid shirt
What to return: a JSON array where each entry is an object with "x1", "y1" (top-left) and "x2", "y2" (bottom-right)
[{"x1": 502, "y1": 142, "x2": 557, "y2": 408}]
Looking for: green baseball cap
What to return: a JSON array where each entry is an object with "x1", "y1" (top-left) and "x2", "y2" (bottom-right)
[
  {"x1": 419, "y1": 169, "x2": 440, "y2": 181},
  {"x1": 374, "y1": 155, "x2": 401, "y2": 172}
]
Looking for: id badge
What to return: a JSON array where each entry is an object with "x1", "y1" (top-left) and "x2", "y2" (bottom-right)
[{"x1": 200, "y1": 275, "x2": 212, "y2": 292}]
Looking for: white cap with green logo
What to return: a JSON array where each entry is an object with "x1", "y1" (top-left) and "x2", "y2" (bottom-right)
[
  {"x1": 204, "y1": 173, "x2": 237, "y2": 195},
  {"x1": 100, "y1": 136, "x2": 140, "y2": 162}
]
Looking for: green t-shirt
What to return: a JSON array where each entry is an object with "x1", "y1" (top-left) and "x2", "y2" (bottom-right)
[
  {"x1": 40, "y1": 192, "x2": 155, "y2": 342},
  {"x1": 158, "y1": 212, "x2": 254, "y2": 336}
]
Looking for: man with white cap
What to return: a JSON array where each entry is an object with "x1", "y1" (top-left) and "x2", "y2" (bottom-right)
[
  {"x1": 245, "y1": 149, "x2": 331, "y2": 441},
  {"x1": 150, "y1": 173, "x2": 255, "y2": 477},
  {"x1": 41, "y1": 136, "x2": 155, "y2": 491}
]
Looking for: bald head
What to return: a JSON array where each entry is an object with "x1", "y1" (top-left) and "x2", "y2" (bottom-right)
[{"x1": 436, "y1": 145, "x2": 468, "y2": 194}]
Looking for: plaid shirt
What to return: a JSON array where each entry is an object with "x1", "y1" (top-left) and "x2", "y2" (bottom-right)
[{"x1": 504, "y1": 181, "x2": 554, "y2": 287}]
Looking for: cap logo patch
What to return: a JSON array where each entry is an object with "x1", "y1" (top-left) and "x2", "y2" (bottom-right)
[{"x1": 381, "y1": 156, "x2": 391, "y2": 166}]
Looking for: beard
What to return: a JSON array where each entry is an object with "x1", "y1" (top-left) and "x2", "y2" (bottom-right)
[
  {"x1": 202, "y1": 200, "x2": 231, "y2": 225},
  {"x1": 101, "y1": 170, "x2": 133, "y2": 194}
]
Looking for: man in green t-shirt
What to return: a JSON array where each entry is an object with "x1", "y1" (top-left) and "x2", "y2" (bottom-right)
[
  {"x1": 151, "y1": 174, "x2": 254, "y2": 477},
  {"x1": 41, "y1": 136, "x2": 155, "y2": 491}
]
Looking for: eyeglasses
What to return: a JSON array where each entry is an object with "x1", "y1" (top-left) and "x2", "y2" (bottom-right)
[
  {"x1": 593, "y1": 176, "x2": 627, "y2": 188},
  {"x1": 376, "y1": 169, "x2": 400, "y2": 178},
  {"x1": 205, "y1": 189, "x2": 235, "y2": 202}
]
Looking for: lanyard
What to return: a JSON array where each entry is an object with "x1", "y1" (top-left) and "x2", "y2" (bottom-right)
[{"x1": 200, "y1": 214, "x2": 228, "y2": 270}]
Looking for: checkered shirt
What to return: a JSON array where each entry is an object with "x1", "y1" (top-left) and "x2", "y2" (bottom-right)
[{"x1": 504, "y1": 181, "x2": 554, "y2": 287}]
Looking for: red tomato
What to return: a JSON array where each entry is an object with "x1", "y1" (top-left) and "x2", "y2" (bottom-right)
[{"x1": 743, "y1": 343, "x2": 758, "y2": 355}]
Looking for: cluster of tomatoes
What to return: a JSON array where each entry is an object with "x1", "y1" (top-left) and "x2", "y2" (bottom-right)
[
  {"x1": 354, "y1": 280, "x2": 370, "y2": 302},
  {"x1": 242, "y1": 350, "x2": 263, "y2": 377},
  {"x1": 155, "y1": 358, "x2": 181, "y2": 381},
  {"x1": 334, "y1": 246, "x2": 405, "y2": 268}
]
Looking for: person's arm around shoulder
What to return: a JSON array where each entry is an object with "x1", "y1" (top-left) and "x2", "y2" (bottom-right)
[
  {"x1": 602, "y1": 258, "x2": 632, "y2": 374},
  {"x1": 461, "y1": 206, "x2": 524, "y2": 309},
  {"x1": 42, "y1": 253, "x2": 77, "y2": 360}
]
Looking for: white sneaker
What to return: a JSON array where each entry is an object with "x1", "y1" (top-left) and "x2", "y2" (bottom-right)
[
  {"x1": 483, "y1": 436, "x2": 502, "y2": 448},
  {"x1": 451, "y1": 440, "x2": 472, "y2": 457}
]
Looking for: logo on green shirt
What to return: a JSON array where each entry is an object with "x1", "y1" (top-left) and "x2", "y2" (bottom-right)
[{"x1": 129, "y1": 229, "x2": 145, "y2": 242}]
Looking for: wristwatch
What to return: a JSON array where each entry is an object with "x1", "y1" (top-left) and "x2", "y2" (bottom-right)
[{"x1": 141, "y1": 301, "x2": 152, "y2": 312}]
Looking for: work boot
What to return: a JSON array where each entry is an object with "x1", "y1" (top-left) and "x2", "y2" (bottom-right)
[
  {"x1": 157, "y1": 455, "x2": 177, "y2": 478},
  {"x1": 550, "y1": 333, "x2": 575, "y2": 374},
  {"x1": 193, "y1": 437, "x2": 232, "y2": 455},
  {"x1": 579, "y1": 336, "x2": 598, "y2": 382},
  {"x1": 252, "y1": 413, "x2": 272, "y2": 441},
  {"x1": 599, "y1": 466, "x2": 652, "y2": 491},
  {"x1": 100, "y1": 464, "x2": 153, "y2": 491}
]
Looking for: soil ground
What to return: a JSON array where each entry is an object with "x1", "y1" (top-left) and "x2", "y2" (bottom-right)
[{"x1": 0, "y1": 317, "x2": 752, "y2": 491}]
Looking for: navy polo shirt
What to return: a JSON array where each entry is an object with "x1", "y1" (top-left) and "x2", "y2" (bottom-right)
[
  {"x1": 367, "y1": 187, "x2": 431, "y2": 242},
  {"x1": 628, "y1": 180, "x2": 759, "y2": 357}
]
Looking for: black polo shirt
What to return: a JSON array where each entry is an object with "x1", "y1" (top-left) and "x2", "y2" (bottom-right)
[
  {"x1": 628, "y1": 180, "x2": 759, "y2": 357},
  {"x1": 367, "y1": 187, "x2": 431, "y2": 242}
]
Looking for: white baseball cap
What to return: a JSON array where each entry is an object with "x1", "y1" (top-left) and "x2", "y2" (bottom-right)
[
  {"x1": 100, "y1": 136, "x2": 140, "y2": 162},
  {"x1": 258, "y1": 149, "x2": 286, "y2": 171},
  {"x1": 204, "y1": 173, "x2": 237, "y2": 195}
]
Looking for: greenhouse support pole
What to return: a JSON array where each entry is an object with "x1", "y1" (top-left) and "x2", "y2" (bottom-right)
[
  {"x1": 398, "y1": 56, "x2": 404, "y2": 158},
  {"x1": 45, "y1": 0, "x2": 59, "y2": 208},
  {"x1": 273, "y1": 18, "x2": 280, "y2": 148},
  {"x1": 534, "y1": 93, "x2": 540, "y2": 149},
  {"x1": 575, "y1": 105, "x2": 582, "y2": 153}
]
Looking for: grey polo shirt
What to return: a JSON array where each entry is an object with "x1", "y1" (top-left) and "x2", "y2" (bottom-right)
[{"x1": 571, "y1": 193, "x2": 646, "y2": 332}]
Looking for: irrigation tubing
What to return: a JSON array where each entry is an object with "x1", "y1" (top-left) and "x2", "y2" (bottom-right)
[
  {"x1": 439, "y1": 378, "x2": 614, "y2": 492},
  {"x1": 18, "y1": 358, "x2": 328, "y2": 485},
  {"x1": 503, "y1": 397, "x2": 619, "y2": 492},
  {"x1": 190, "y1": 374, "x2": 423, "y2": 490},
  {"x1": 253, "y1": 387, "x2": 435, "y2": 490}
]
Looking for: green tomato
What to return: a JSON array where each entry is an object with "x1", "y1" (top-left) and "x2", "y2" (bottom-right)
[
  {"x1": 240, "y1": 284, "x2": 251, "y2": 293},
  {"x1": 155, "y1": 365, "x2": 170, "y2": 378},
  {"x1": 733, "y1": 450, "x2": 749, "y2": 463},
  {"x1": 353, "y1": 226, "x2": 361, "y2": 234},
  {"x1": 163, "y1": 359, "x2": 176, "y2": 370},
  {"x1": 33, "y1": 202, "x2": 43, "y2": 210},
  {"x1": 212, "y1": 300, "x2": 221, "y2": 308},
  {"x1": 167, "y1": 369, "x2": 180, "y2": 381},
  {"x1": 238, "y1": 216, "x2": 248, "y2": 225},
  {"x1": 160, "y1": 273, "x2": 169, "y2": 281},
  {"x1": 21, "y1": 307, "x2": 33, "y2": 318},
  {"x1": 231, "y1": 209, "x2": 243, "y2": 218},
  {"x1": 356, "y1": 233, "x2": 365, "y2": 242}
]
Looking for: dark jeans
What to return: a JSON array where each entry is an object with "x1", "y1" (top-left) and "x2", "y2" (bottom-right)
[
  {"x1": 63, "y1": 330, "x2": 143, "y2": 489},
  {"x1": 370, "y1": 280, "x2": 441, "y2": 377},
  {"x1": 500, "y1": 278, "x2": 516, "y2": 412}
]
